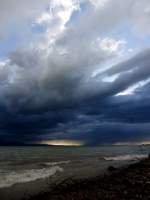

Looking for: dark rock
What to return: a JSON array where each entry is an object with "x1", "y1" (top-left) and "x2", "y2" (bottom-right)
[{"x1": 107, "y1": 166, "x2": 117, "y2": 172}]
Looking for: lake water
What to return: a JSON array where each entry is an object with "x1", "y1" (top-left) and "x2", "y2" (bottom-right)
[{"x1": 0, "y1": 145, "x2": 149, "y2": 188}]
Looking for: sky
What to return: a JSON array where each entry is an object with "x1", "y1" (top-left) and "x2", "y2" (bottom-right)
[{"x1": 0, "y1": 0, "x2": 150, "y2": 145}]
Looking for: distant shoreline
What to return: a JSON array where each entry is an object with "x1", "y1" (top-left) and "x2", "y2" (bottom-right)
[{"x1": 0, "y1": 144, "x2": 150, "y2": 147}]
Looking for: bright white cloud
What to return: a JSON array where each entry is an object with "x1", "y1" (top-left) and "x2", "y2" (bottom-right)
[
  {"x1": 37, "y1": 0, "x2": 80, "y2": 26},
  {"x1": 89, "y1": 0, "x2": 109, "y2": 8},
  {"x1": 100, "y1": 37, "x2": 126, "y2": 54},
  {"x1": 35, "y1": 0, "x2": 80, "y2": 50},
  {"x1": 36, "y1": 13, "x2": 52, "y2": 25},
  {"x1": 0, "y1": 0, "x2": 150, "y2": 110}
]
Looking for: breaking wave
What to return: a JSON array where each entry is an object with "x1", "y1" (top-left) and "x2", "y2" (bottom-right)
[
  {"x1": 45, "y1": 160, "x2": 71, "y2": 166},
  {"x1": 104, "y1": 154, "x2": 148, "y2": 161},
  {"x1": 0, "y1": 166, "x2": 63, "y2": 188}
]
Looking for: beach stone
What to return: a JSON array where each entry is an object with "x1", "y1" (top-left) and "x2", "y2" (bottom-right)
[{"x1": 107, "y1": 166, "x2": 117, "y2": 172}]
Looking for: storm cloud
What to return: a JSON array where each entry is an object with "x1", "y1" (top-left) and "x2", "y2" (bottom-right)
[{"x1": 0, "y1": 0, "x2": 150, "y2": 145}]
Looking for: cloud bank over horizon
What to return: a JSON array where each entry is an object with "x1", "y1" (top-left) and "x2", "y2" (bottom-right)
[{"x1": 0, "y1": 0, "x2": 150, "y2": 145}]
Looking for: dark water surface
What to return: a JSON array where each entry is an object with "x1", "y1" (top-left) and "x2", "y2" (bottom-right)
[{"x1": 0, "y1": 145, "x2": 149, "y2": 188}]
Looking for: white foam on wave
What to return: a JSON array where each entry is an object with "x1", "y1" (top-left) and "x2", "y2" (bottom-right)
[
  {"x1": 45, "y1": 160, "x2": 70, "y2": 166},
  {"x1": 104, "y1": 154, "x2": 148, "y2": 161},
  {"x1": 0, "y1": 166, "x2": 63, "y2": 188}
]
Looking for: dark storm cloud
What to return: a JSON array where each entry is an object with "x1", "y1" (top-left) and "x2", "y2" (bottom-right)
[
  {"x1": 1, "y1": 48, "x2": 150, "y2": 144},
  {"x1": 1, "y1": 0, "x2": 150, "y2": 145}
]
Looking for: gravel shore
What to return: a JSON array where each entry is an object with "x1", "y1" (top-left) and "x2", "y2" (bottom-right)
[{"x1": 29, "y1": 157, "x2": 150, "y2": 200}]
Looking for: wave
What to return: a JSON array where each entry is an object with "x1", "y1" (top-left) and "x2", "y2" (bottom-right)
[
  {"x1": 0, "y1": 166, "x2": 63, "y2": 188},
  {"x1": 104, "y1": 154, "x2": 148, "y2": 161},
  {"x1": 45, "y1": 160, "x2": 71, "y2": 166}
]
